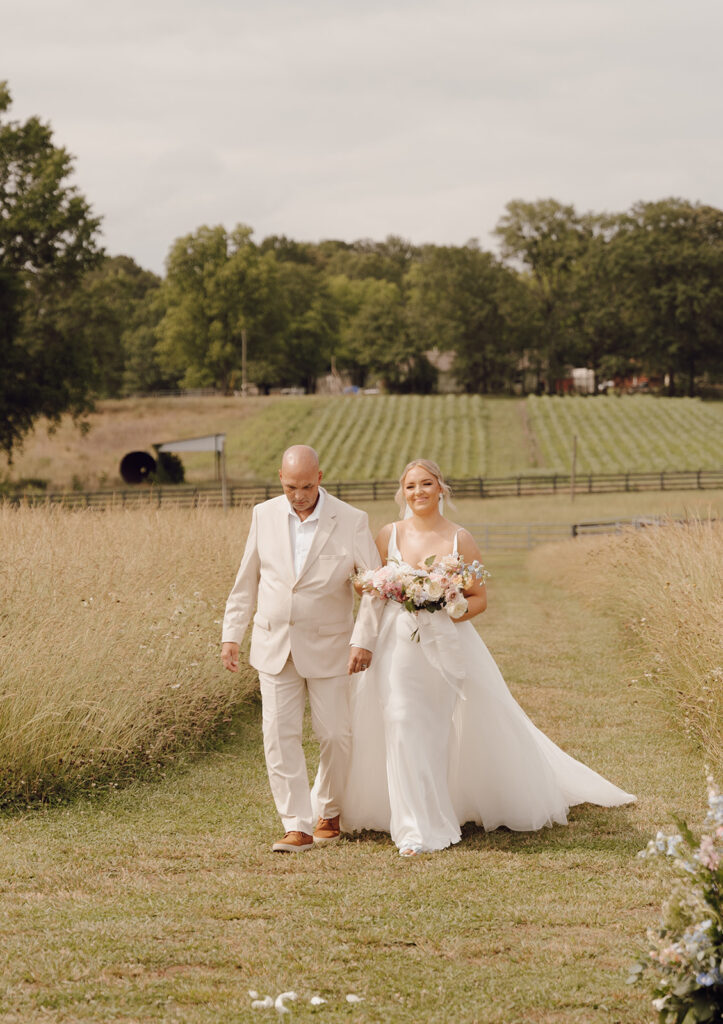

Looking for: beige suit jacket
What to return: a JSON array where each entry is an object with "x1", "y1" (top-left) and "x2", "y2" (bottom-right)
[{"x1": 222, "y1": 490, "x2": 382, "y2": 678}]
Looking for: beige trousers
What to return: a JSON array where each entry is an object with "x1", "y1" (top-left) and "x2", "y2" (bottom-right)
[{"x1": 258, "y1": 656, "x2": 352, "y2": 836}]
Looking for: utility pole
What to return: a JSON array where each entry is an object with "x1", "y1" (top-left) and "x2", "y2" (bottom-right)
[{"x1": 241, "y1": 327, "x2": 248, "y2": 396}]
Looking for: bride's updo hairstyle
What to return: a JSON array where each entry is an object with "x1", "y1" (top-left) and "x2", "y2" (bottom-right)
[{"x1": 394, "y1": 459, "x2": 454, "y2": 515}]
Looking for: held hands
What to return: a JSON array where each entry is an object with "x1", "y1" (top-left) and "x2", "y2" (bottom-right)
[
  {"x1": 348, "y1": 646, "x2": 373, "y2": 675},
  {"x1": 221, "y1": 642, "x2": 240, "y2": 673}
]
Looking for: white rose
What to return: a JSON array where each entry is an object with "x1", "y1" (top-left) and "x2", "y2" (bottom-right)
[
  {"x1": 446, "y1": 595, "x2": 468, "y2": 619},
  {"x1": 426, "y1": 578, "x2": 444, "y2": 600}
]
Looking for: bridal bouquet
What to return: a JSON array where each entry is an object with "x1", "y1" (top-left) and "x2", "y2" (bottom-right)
[
  {"x1": 352, "y1": 553, "x2": 490, "y2": 627},
  {"x1": 629, "y1": 775, "x2": 723, "y2": 1022}
]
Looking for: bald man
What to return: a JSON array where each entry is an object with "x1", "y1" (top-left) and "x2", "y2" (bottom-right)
[{"x1": 221, "y1": 446, "x2": 381, "y2": 852}]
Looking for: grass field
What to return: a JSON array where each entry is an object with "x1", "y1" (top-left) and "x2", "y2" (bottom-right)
[
  {"x1": 0, "y1": 505, "x2": 257, "y2": 806},
  {"x1": 527, "y1": 394, "x2": 723, "y2": 473},
  {"x1": 4, "y1": 394, "x2": 721, "y2": 492},
  {"x1": 1, "y1": 493, "x2": 720, "y2": 1021}
]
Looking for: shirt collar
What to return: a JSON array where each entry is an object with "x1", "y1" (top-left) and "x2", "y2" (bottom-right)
[{"x1": 287, "y1": 486, "x2": 325, "y2": 524}]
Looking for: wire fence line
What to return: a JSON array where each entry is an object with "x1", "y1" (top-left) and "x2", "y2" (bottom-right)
[
  {"x1": 462, "y1": 516, "x2": 704, "y2": 550},
  {"x1": 3, "y1": 467, "x2": 722, "y2": 512}
]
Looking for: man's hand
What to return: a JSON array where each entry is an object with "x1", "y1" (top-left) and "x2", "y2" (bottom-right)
[
  {"x1": 221, "y1": 642, "x2": 240, "y2": 673},
  {"x1": 348, "y1": 646, "x2": 373, "y2": 675}
]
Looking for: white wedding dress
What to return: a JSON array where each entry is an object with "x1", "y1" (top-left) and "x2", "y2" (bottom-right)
[{"x1": 338, "y1": 524, "x2": 636, "y2": 853}]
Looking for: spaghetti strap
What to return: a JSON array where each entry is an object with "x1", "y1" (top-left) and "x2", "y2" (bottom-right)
[
  {"x1": 453, "y1": 529, "x2": 459, "y2": 556},
  {"x1": 388, "y1": 522, "x2": 401, "y2": 562}
]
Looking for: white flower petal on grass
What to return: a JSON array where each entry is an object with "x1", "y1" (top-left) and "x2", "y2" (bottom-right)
[
  {"x1": 248, "y1": 990, "x2": 259, "y2": 999},
  {"x1": 274, "y1": 992, "x2": 298, "y2": 1014},
  {"x1": 310, "y1": 996, "x2": 327, "y2": 1005},
  {"x1": 251, "y1": 996, "x2": 274, "y2": 1009},
  {"x1": 346, "y1": 994, "x2": 364, "y2": 1003}
]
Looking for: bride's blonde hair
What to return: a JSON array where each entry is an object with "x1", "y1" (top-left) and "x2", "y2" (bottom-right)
[{"x1": 394, "y1": 459, "x2": 454, "y2": 514}]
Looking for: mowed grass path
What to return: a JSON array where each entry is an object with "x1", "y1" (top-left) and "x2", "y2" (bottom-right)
[{"x1": 0, "y1": 545, "x2": 706, "y2": 1023}]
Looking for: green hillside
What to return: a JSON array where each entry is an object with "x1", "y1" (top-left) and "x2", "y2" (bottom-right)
[{"x1": 4, "y1": 394, "x2": 722, "y2": 491}]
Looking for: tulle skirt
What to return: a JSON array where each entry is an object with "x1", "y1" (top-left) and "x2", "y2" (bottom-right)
[{"x1": 337, "y1": 603, "x2": 636, "y2": 852}]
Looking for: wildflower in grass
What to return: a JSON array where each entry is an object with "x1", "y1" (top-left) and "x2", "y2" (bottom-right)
[{"x1": 631, "y1": 776, "x2": 723, "y2": 1023}]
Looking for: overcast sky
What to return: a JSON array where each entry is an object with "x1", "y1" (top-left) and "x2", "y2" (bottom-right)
[{"x1": 3, "y1": 0, "x2": 722, "y2": 275}]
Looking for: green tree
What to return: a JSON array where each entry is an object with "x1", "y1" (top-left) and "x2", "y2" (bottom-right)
[
  {"x1": 0, "y1": 82, "x2": 103, "y2": 459},
  {"x1": 406, "y1": 242, "x2": 532, "y2": 393},
  {"x1": 274, "y1": 262, "x2": 337, "y2": 393},
  {"x1": 61, "y1": 255, "x2": 161, "y2": 398},
  {"x1": 318, "y1": 235, "x2": 419, "y2": 288},
  {"x1": 156, "y1": 225, "x2": 280, "y2": 392},
  {"x1": 332, "y1": 275, "x2": 431, "y2": 391},
  {"x1": 494, "y1": 199, "x2": 592, "y2": 390},
  {"x1": 608, "y1": 199, "x2": 723, "y2": 395}
]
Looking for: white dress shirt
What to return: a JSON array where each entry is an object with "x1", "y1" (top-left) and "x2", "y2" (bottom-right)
[{"x1": 287, "y1": 488, "x2": 325, "y2": 577}]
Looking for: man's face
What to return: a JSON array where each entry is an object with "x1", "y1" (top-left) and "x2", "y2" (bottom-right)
[{"x1": 279, "y1": 464, "x2": 322, "y2": 520}]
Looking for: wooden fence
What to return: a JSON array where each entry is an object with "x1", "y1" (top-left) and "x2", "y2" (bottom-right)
[
  {"x1": 4, "y1": 467, "x2": 722, "y2": 511},
  {"x1": 462, "y1": 515, "x2": 701, "y2": 550}
]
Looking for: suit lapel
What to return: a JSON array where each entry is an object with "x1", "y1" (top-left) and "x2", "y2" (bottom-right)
[{"x1": 296, "y1": 496, "x2": 337, "y2": 582}]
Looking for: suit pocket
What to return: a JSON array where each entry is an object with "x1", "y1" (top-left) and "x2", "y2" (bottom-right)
[
  {"x1": 318, "y1": 620, "x2": 351, "y2": 636},
  {"x1": 253, "y1": 613, "x2": 271, "y2": 630}
]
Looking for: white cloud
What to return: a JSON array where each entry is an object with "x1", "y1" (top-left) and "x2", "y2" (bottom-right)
[{"x1": 3, "y1": 0, "x2": 722, "y2": 272}]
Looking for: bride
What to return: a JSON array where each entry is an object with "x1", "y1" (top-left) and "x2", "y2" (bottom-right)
[{"x1": 339, "y1": 458, "x2": 636, "y2": 856}]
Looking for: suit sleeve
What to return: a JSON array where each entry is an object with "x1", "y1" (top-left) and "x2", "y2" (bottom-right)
[
  {"x1": 349, "y1": 511, "x2": 384, "y2": 652},
  {"x1": 221, "y1": 505, "x2": 261, "y2": 645}
]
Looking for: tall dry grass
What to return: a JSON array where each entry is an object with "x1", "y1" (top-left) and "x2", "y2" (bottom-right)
[
  {"x1": 531, "y1": 517, "x2": 723, "y2": 770},
  {"x1": 0, "y1": 503, "x2": 256, "y2": 805}
]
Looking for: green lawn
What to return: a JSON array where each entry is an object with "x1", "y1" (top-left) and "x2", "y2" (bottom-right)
[{"x1": 0, "y1": 543, "x2": 706, "y2": 1023}]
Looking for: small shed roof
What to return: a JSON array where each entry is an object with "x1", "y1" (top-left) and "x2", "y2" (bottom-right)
[{"x1": 154, "y1": 434, "x2": 225, "y2": 454}]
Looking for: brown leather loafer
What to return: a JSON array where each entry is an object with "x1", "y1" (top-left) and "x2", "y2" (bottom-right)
[
  {"x1": 313, "y1": 815, "x2": 341, "y2": 844},
  {"x1": 272, "y1": 831, "x2": 314, "y2": 853}
]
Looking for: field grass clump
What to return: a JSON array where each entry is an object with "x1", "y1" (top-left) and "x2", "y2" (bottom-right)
[
  {"x1": 0, "y1": 504, "x2": 256, "y2": 806},
  {"x1": 531, "y1": 518, "x2": 723, "y2": 770}
]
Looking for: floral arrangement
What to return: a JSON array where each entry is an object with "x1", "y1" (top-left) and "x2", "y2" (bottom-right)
[
  {"x1": 629, "y1": 776, "x2": 723, "y2": 1023},
  {"x1": 352, "y1": 553, "x2": 489, "y2": 630}
]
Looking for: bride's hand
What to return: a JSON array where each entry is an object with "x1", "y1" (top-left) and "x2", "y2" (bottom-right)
[{"x1": 348, "y1": 646, "x2": 373, "y2": 674}]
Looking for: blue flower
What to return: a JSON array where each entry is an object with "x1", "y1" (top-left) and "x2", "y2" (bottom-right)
[{"x1": 695, "y1": 970, "x2": 721, "y2": 987}]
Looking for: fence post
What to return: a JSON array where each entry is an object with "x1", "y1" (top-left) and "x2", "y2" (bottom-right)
[
  {"x1": 572, "y1": 523, "x2": 578, "y2": 538},
  {"x1": 552, "y1": 474, "x2": 557, "y2": 493},
  {"x1": 660, "y1": 470, "x2": 665, "y2": 491},
  {"x1": 516, "y1": 476, "x2": 521, "y2": 496},
  {"x1": 697, "y1": 469, "x2": 702, "y2": 490}
]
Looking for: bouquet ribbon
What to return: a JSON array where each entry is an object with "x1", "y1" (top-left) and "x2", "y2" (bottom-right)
[{"x1": 413, "y1": 610, "x2": 467, "y2": 700}]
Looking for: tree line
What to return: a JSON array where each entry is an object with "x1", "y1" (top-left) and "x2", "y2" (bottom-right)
[{"x1": 2, "y1": 82, "x2": 722, "y2": 461}]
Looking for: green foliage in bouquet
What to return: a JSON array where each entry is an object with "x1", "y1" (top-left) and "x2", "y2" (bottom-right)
[{"x1": 630, "y1": 778, "x2": 723, "y2": 1023}]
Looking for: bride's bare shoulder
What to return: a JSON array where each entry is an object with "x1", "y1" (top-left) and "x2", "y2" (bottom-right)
[
  {"x1": 374, "y1": 522, "x2": 395, "y2": 545},
  {"x1": 454, "y1": 526, "x2": 483, "y2": 561}
]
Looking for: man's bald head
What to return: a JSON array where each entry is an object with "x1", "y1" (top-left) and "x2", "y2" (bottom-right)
[
  {"x1": 279, "y1": 446, "x2": 323, "y2": 521},
  {"x1": 281, "y1": 445, "x2": 320, "y2": 474}
]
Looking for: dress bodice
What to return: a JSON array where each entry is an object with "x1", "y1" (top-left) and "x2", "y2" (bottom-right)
[{"x1": 389, "y1": 522, "x2": 458, "y2": 566}]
